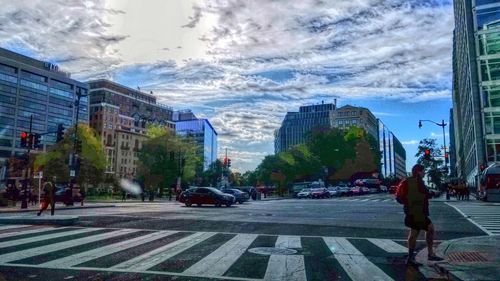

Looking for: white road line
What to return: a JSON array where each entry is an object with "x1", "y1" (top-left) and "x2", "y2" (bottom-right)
[
  {"x1": 112, "y1": 232, "x2": 216, "y2": 271},
  {"x1": 264, "y1": 236, "x2": 306, "y2": 281},
  {"x1": 0, "y1": 228, "x2": 99, "y2": 249},
  {"x1": 367, "y1": 238, "x2": 407, "y2": 253},
  {"x1": 0, "y1": 229, "x2": 138, "y2": 264},
  {"x1": 41, "y1": 231, "x2": 177, "y2": 268},
  {"x1": 183, "y1": 234, "x2": 258, "y2": 276},
  {"x1": 0, "y1": 225, "x2": 31, "y2": 230},
  {"x1": 275, "y1": 236, "x2": 301, "y2": 249},
  {"x1": 323, "y1": 237, "x2": 393, "y2": 281},
  {"x1": 361, "y1": 199, "x2": 370, "y2": 202},
  {"x1": 0, "y1": 227, "x2": 58, "y2": 239},
  {"x1": 264, "y1": 255, "x2": 306, "y2": 281},
  {"x1": 445, "y1": 203, "x2": 494, "y2": 236}
]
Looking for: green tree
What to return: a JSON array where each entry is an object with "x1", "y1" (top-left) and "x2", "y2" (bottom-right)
[
  {"x1": 200, "y1": 159, "x2": 223, "y2": 187},
  {"x1": 137, "y1": 125, "x2": 200, "y2": 199},
  {"x1": 34, "y1": 124, "x2": 106, "y2": 188},
  {"x1": 416, "y1": 138, "x2": 445, "y2": 187}
]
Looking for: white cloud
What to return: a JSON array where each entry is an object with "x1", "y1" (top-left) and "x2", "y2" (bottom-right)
[{"x1": 401, "y1": 140, "x2": 419, "y2": 145}]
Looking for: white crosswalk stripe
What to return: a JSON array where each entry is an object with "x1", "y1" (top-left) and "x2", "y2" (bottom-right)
[
  {"x1": 446, "y1": 202, "x2": 500, "y2": 235},
  {"x1": 0, "y1": 226, "x2": 57, "y2": 239},
  {"x1": 183, "y1": 234, "x2": 258, "y2": 276},
  {"x1": 0, "y1": 224, "x2": 31, "y2": 231},
  {"x1": 0, "y1": 228, "x2": 138, "y2": 263},
  {"x1": 0, "y1": 227, "x2": 97, "y2": 249},
  {"x1": 0, "y1": 227, "x2": 420, "y2": 281},
  {"x1": 323, "y1": 237, "x2": 394, "y2": 281},
  {"x1": 264, "y1": 236, "x2": 306, "y2": 281}
]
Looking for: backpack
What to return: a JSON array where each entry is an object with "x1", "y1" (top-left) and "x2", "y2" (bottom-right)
[{"x1": 395, "y1": 179, "x2": 407, "y2": 204}]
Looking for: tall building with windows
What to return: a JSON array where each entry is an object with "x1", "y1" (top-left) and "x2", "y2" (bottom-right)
[
  {"x1": 0, "y1": 47, "x2": 88, "y2": 176},
  {"x1": 331, "y1": 105, "x2": 379, "y2": 140},
  {"x1": 174, "y1": 112, "x2": 218, "y2": 172},
  {"x1": 452, "y1": 0, "x2": 500, "y2": 187},
  {"x1": 88, "y1": 79, "x2": 175, "y2": 180},
  {"x1": 274, "y1": 102, "x2": 336, "y2": 153},
  {"x1": 378, "y1": 121, "x2": 407, "y2": 179}
]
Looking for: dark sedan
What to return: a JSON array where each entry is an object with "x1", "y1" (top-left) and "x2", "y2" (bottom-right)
[
  {"x1": 180, "y1": 187, "x2": 235, "y2": 207},
  {"x1": 222, "y1": 189, "x2": 249, "y2": 204}
]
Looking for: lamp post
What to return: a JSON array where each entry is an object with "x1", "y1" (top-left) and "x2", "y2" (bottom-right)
[{"x1": 418, "y1": 119, "x2": 448, "y2": 172}]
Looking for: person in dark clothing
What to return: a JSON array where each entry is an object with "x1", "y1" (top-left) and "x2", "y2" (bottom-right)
[
  {"x1": 37, "y1": 179, "x2": 55, "y2": 216},
  {"x1": 396, "y1": 164, "x2": 444, "y2": 265}
]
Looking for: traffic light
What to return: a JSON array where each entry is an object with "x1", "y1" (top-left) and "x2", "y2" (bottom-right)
[
  {"x1": 75, "y1": 140, "x2": 82, "y2": 154},
  {"x1": 227, "y1": 158, "x2": 231, "y2": 168},
  {"x1": 56, "y1": 124, "x2": 65, "y2": 142},
  {"x1": 223, "y1": 157, "x2": 228, "y2": 168},
  {"x1": 424, "y1": 149, "x2": 431, "y2": 160},
  {"x1": 480, "y1": 164, "x2": 486, "y2": 172},
  {"x1": 33, "y1": 133, "x2": 41, "y2": 148},
  {"x1": 20, "y1": 132, "x2": 28, "y2": 148},
  {"x1": 444, "y1": 152, "x2": 449, "y2": 164}
]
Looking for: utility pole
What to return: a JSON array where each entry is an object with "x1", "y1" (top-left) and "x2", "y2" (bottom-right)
[
  {"x1": 69, "y1": 87, "x2": 87, "y2": 205},
  {"x1": 418, "y1": 119, "x2": 448, "y2": 173},
  {"x1": 20, "y1": 115, "x2": 33, "y2": 209}
]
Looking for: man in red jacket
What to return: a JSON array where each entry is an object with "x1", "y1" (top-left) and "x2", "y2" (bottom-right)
[{"x1": 396, "y1": 164, "x2": 443, "y2": 265}]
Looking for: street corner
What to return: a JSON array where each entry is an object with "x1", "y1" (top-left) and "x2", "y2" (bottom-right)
[
  {"x1": 419, "y1": 235, "x2": 500, "y2": 281},
  {"x1": 0, "y1": 214, "x2": 79, "y2": 226}
]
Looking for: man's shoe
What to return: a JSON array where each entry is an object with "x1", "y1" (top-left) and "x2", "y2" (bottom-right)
[
  {"x1": 428, "y1": 255, "x2": 444, "y2": 262},
  {"x1": 406, "y1": 257, "x2": 421, "y2": 266},
  {"x1": 37, "y1": 212, "x2": 41, "y2": 216}
]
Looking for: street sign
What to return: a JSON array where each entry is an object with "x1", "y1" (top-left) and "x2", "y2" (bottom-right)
[
  {"x1": 34, "y1": 171, "x2": 43, "y2": 179},
  {"x1": 70, "y1": 170, "x2": 76, "y2": 177}
]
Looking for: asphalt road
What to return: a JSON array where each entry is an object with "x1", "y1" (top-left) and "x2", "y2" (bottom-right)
[{"x1": 0, "y1": 193, "x2": 487, "y2": 281}]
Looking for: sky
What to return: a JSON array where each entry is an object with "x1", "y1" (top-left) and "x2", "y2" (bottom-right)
[{"x1": 0, "y1": 0, "x2": 454, "y2": 172}]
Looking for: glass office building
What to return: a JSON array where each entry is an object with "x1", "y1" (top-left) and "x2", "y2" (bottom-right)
[
  {"x1": 452, "y1": 0, "x2": 500, "y2": 187},
  {"x1": 176, "y1": 119, "x2": 218, "y2": 171},
  {"x1": 0, "y1": 48, "x2": 88, "y2": 176},
  {"x1": 378, "y1": 121, "x2": 407, "y2": 179}
]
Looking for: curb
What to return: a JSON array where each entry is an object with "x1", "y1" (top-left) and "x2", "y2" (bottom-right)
[
  {"x1": 0, "y1": 216, "x2": 79, "y2": 226},
  {"x1": 0, "y1": 204, "x2": 115, "y2": 214}
]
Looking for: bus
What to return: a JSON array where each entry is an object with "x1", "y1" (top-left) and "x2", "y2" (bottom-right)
[{"x1": 479, "y1": 164, "x2": 500, "y2": 202}]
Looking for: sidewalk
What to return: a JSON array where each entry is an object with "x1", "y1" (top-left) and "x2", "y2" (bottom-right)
[
  {"x1": 417, "y1": 235, "x2": 500, "y2": 281},
  {"x1": 0, "y1": 202, "x2": 115, "y2": 214}
]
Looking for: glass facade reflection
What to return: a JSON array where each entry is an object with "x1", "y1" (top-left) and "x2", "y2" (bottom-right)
[
  {"x1": 0, "y1": 47, "x2": 88, "y2": 165},
  {"x1": 176, "y1": 119, "x2": 218, "y2": 171},
  {"x1": 378, "y1": 120, "x2": 406, "y2": 179}
]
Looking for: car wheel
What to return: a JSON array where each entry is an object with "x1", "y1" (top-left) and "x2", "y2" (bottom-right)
[
  {"x1": 197, "y1": 203, "x2": 202, "y2": 207},
  {"x1": 185, "y1": 200, "x2": 192, "y2": 207},
  {"x1": 226, "y1": 202, "x2": 232, "y2": 207}
]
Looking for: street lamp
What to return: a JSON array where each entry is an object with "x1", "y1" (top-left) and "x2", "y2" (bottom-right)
[{"x1": 418, "y1": 119, "x2": 448, "y2": 172}]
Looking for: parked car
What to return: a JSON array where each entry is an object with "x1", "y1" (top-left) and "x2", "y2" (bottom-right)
[
  {"x1": 351, "y1": 187, "x2": 366, "y2": 195},
  {"x1": 380, "y1": 185, "x2": 388, "y2": 192},
  {"x1": 297, "y1": 188, "x2": 312, "y2": 199},
  {"x1": 327, "y1": 187, "x2": 341, "y2": 197},
  {"x1": 361, "y1": 187, "x2": 370, "y2": 194},
  {"x1": 292, "y1": 182, "x2": 311, "y2": 197},
  {"x1": 222, "y1": 188, "x2": 249, "y2": 204},
  {"x1": 310, "y1": 188, "x2": 330, "y2": 199},
  {"x1": 179, "y1": 187, "x2": 235, "y2": 207},
  {"x1": 52, "y1": 184, "x2": 82, "y2": 204}
]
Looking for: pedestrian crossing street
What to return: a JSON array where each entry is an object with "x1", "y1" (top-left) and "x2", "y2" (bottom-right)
[
  {"x1": 446, "y1": 202, "x2": 500, "y2": 236},
  {"x1": 0, "y1": 224, "x2": 426, "y2": 281}
]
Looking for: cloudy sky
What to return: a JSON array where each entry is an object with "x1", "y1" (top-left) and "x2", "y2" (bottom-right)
[{"x1": 0, "y1": 0, "x2": 454, "y2": 172}]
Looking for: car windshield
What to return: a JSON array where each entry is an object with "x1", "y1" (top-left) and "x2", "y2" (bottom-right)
[{"x1": 4, "y1": 1, "x2": 493, "y2": 279}]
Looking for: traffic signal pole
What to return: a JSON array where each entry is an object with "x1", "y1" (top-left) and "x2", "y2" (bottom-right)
[
  {"x1": 418, "y1": 119, "x2": 448, "y2": 173},
  {"x1": 20, "y1": 115, "x2": 33, "y2": 209}
]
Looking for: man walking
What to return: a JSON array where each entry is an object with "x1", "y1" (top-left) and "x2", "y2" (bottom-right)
[
  {"x1": 37, "y1": 178, "x2": 55, "y2": 216},
  {"x1": 396, "y1": 164, "x2": 444, "y2": 265}
]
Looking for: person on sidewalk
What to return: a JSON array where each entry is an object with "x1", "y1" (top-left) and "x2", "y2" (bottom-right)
[
  {"x1": 37, "y1": 179, "x2": 55, "y2": 216},
  {"x1": 396, "y1": 164, "x2": 444, "y2": 265}
]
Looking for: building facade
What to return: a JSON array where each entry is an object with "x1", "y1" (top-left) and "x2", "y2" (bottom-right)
[
  {"x1": 0, "y1": 48, "x2": 88, "y2": 178},
  {"x1": 274, "y1": 102, "x2": 336, "y2": 153},
  {"x1": 175, "y1": 115, "x2": 218, "y2": 172},
  {"x1": 378, "y1": 120, "x2": 407, "y2": 179},
  {"x1": 88, "y1": 79, "x2": 175, "y2": 180},
  {"x1": 452, "y1": 0, "x2": 500, "y2": 187},
  {"x1": 331, "y1": 105, "x2": 379, "y2": 140}
]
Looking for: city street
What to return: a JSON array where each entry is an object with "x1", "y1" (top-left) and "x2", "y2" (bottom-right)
[{"x1": 0, "y1": 194, "x2": 490, "y2": 281}]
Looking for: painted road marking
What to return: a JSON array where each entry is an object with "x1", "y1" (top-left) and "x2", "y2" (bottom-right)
[
  {"x1": 0, "y1": 228, "x2": 98, "y2": 249},
  {"x1": 446, "y1": 202, "x2": 500, "y2": 236},
  {"x1": 183, "y1": 234, "x2": 258, "y2": 276},
  {"x1": 0, "y1": 225, "x2": 31, "y2": 231},
  {"x1": 41, "y1": 231, "x2": 177, "y2": 268},
  {"x1": 323, "y1": 237, "x2": 393, "y2": 281},
  {"x1": 367, "y1": 238, "x2": 407, "y2": 253},
  {"x1": 112, "y1": 232, "x2": 216, "y2": 271},
  {"x1": 0, "y1": 229, "x2": 139, "y2": 263},
  {"x1": 0, "y1": 226, "x2": 58, "y2": 239},
  {"x1": 264, "y1": 236, "x2": 306, "y2": 281}
]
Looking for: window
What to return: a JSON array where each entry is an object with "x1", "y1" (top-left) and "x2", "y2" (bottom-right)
[
  {"x1": 20, "y1": 79, "x2": 47, "y2": 91},
  {"x1": 21, "y1": 70, "x2": 47, "y2": 83},
  {"x1": 0, "y1": 72, "x2": 17, "y2": 84},
  {"x1": 0, "y1": 95, "x2": 16, "y2": 105}
]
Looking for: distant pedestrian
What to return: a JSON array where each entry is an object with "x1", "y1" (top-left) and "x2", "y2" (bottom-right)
[
  {"x1": 37, "y1": 179, "x2": 55, "y2": 216},
  {"x1": 80, "y1": 187, "x2": 85, "y2": 207},
  {"x1": 121, "y1": 190, "x2": 127, "y2": 202},
  {"x1": 396, "y1": 164, "x2": 443, "y2": 265}
]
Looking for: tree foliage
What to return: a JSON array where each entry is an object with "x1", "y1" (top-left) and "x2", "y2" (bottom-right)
[
  {"x1": 415, "y1": 138, "x2": 445, "y2": 187},
  {"x1": 34, "y1": 124, "x2": 106, "y2": 186},
  {"x1": 137, "y1": 125, "x2": 200, "y2": 197}
]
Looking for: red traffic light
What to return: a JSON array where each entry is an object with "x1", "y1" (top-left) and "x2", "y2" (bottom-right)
[
  {"x1": 425, "y1": 149, "x2": 430, "y2": 155},
  {"x1": 20, "y1": 132, "x2": 28, "y2": 139}
]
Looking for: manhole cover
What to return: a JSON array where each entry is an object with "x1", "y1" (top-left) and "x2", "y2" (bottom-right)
[
  {"x1": 248, "y1": 247, "x2": 297, "y2": 256},
  {"x1": 447, "y1": 252, "x2": 488, "y2": 263}
]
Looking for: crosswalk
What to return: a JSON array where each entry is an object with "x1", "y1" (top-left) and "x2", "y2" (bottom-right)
[
  {"x1": 330, "y1": 197, "x2": 396, "y2": 203},
  {"x1": 446, "y1": 202, "x2": 500, "y2": 235},
  {"x1": 0, "y1": 224, "x2": 428, "y2": 281}
]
